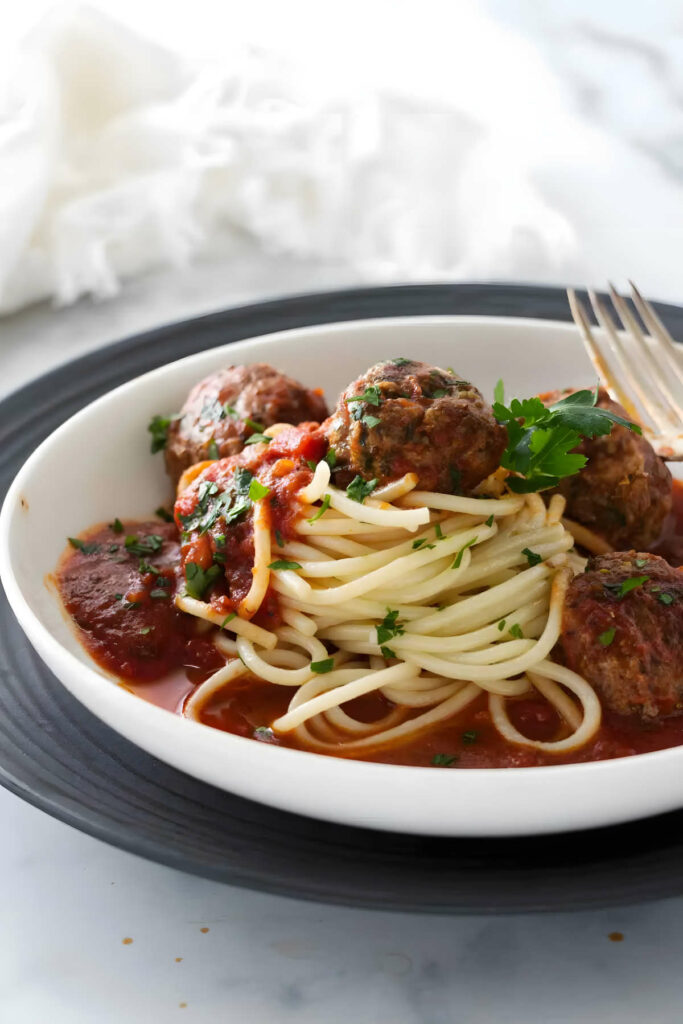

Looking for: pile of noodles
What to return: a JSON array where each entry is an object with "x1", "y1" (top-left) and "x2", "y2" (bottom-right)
[{"x1": 176, "y1": 455, "x2": 603, "y2": 756}]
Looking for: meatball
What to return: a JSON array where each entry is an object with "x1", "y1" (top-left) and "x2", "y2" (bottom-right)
[
  {"x1": 560, "y1": 551, "x2": 683, "y2": 720},
  {"x1": 165, "y1": 363, "x2": 328, "y2": 484},
  {"x1": 324, "y1": 359, "x2": 507, "y2": 494},
  {"x1": 545, "y1": 388, "x2": 672, "y2": 549}
]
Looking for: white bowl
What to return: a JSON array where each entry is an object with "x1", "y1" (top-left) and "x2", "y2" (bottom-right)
[{"x1": 1, "y1": 315, "x2": 681, "y2": 837}]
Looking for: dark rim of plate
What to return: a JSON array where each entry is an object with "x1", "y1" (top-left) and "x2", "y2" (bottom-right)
[{"x1": 1, "y1": 282, "x2": 683, "y2": 915}]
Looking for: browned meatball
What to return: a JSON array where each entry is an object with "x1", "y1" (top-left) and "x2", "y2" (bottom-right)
[
  {"x1": 324, "y1": 359, "x2": 507, "y2": 493},
  {"x1": 165, "y1": 364, "x2": 328, "y2": 484},
  {"x1": 545, "y1": 388, "x2": 672, "y2": 549},
  {"x1": 560, "y1": 551, "x2": 683, "y2": 720}
]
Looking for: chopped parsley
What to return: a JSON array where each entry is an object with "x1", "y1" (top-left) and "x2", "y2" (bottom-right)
[
  {"x1": 324, "y1": 448, "x2": 337, "y2": 468},
  {"x1": 221, "y1": 612, "x2": 237, "y2": 628},
  {"x1": 452, "y1": 536, "x2": 477, "y2": 569},
  {"x1": 412, "y1": 538, "x2": 435, "y2": 550},
  {"x1": 432, "y1": 753, "x2": 458, "y2": 767},
  {"x1": 147, "y1": 413, "x2": 178, "y2": 454},
  {"x1": 497, "y1": 619, "x2": 506, "y2": 631},
  {"x1": 346, "y1": 475, "x2": 378, "y2": 504},
  {"x1": 305, "y1": 459, "x2": 317, "y2": 471},
  {"x1": 244, "y1": 417, "x2": 264, "y2": 432},
  {"x1": 434, "y1": 523, "x2": 445, "y2": 540},
  {"x1": 485, "y1": 515, "x2": 494, "y2": 527},
  {"x1": 634, "y1": 558, "x2": 649, "y2": 568},
  {"x1": 380, "y1": 646, "x2": 397, "y2": 660},
  {"x1": 311, "y1": 657, "x2": 335, "y2": 674},
  {"x1": 254, "y1": 726, "x2": 275, "y2": 741},
  {"x1": 109, "y1": 518, "x2": 124, "y2": 533},
  {"x1": 207, "y1": 438, "x2": 220, "y2": 460},
  {"x1": 268, "y1": 559, "x2": 302, "y2": 571},
  {"x1": 605, "y1": 575, "x2": 649, "y2": 600},
  {"x1": 307, "y1": 494, "x2": 331, "y2": 524},
  {"x1": 362, "y1": 414, "x2": 381, "y2": 428},
  {"x1": 138, "y1": 559, "x2": 158, "y2": 575},
  {"x1": 124, "y1": 533, "x2": 163, "y2": 556},
  {"x1": 248, "y1": 478, "x2": 270, "y2": 501},
  {"x1": 68, "y1": 537, "x2": 100, "y2": 554},
  {"x1": 150, "y1": 588, "x2": 170, "y2": 599},
  {"x1": 391, "y1": 357, "x2": 412, "y2": 367},
  {"x1": 658, "y1": 593, "x2": 674, "y2": 606},
  {"x1": 274, "y1": 529, "x2": 284, "y2": 548},
  {"x1": 184, "y1": 562, "x2": 222, "y2": 600},
  {"x1": 598, "y1": 627, "x2": 616, "y2": 646},
  {"x1": 493, "y1": 385, "x2": 641, "y2": 493},
  {"x1": 222, "y1": 402, "x2": 237, "y2": 419},
  {"x1": 376, "y1": 608, "x2": 405, "y2": 647},
  {"x1": 346, "y1": 385, "x2": 382, "y2": 407},
  {"x1": 462, "y1": 730, "x2": 478, "y2": 745},
  {"x1": 522, "y1": 547, "x2": 542, "y2": 567},
  {"x1": 244, "y1": 433, "x2": 271, "y2": 446},
  {"x1": 155, "y1": 506, "x2": 173, "y2": 523},
  {"x1": 508, "y1": 623, "x2": 524, "y2": 639},
  {"x1": 139, "y1": 626, "x2": 152, "y2": 635},
  {"x1": 430, "y1": 388, "x2": 447, "y2": 399}
]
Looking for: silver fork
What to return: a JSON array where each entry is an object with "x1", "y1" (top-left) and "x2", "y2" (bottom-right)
[{"x1": 567, "y1": 282, "x2": 683, "y2": 459}]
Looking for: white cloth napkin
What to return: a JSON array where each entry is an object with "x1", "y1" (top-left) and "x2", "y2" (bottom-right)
[{"x1": 0, "y1": 4, "x2": 681, "y2": 314}]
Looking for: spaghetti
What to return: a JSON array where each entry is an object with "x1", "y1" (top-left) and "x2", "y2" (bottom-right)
[{"x1": 179, "y1": 462, "x2": 602, "y2": 755}]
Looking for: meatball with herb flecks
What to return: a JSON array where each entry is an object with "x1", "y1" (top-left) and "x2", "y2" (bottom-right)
[
  {"x1": 560, "y1": 551, "x2": 683, "y2": 720},
  {"x1": 165, "y1": 364, "x2": 328, "y2": 485},
  {"x1": 544, "y1": 388, "x2": 672, "y2": 550},
  {"x1": 324, "y1": 359, "x2": 507, "y2": 494}
]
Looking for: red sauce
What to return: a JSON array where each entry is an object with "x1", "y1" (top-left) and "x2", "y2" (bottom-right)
[{"x1": 55, "y1": 470, "x2": 683, "y2": 769}]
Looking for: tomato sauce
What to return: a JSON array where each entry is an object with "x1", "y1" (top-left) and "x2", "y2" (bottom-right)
[{"x1": 55, "y1": 473, "x2": 683, "y2": 770}]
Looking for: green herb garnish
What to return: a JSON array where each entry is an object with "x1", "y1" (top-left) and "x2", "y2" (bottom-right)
[
  {"x1": 493, "y1": 385, "x2": 641, "y2": 494},
  {"x1": 311, "y1": 657, "x2": 335, "y2": 674},
  {"x1": 207, "y1": 439, "x2": 219, "y2": 460},
  {"x1": 274, "y1": 529, "x2": 284, "y2": 548},
  {"x1": 598, "y1": 627, "x2": 616, "y2": 646},
  {"x1": 497, "y1": 619, "x2": 506, "y2": 631},
  {"x1": 244, "y1": 433, "x2": 271, "y2": 446},
  {"x1": 391, "y1": 358, "x2": 412, "y2": 367},
  {"x1": 376, "y1": 608, "x2": 405, "y2": 647},
  {"x1": 508, "y1": 623, "x2": 524, "y2": 639},
  {"x1": 658, "y1": 593, "x2": 674, "y2": 606},
  {"x1": 155, "y1": 507, "x2": 173, "y2": 523},
  {"x1": 605, "y1": 575, "x2": 649, "y2": 600},
  {"x1": 124, "y1": 534, "x2": 163, "y2": 557},
  {"x1": 147, "y1": 413, "x2": 178, "y2": 454},
  {"x1": 432, "y1": 753, "x2": 458, "y2": 767},
  {"x1": 150, "y1": 588, "x2": 170, "y2": 599},
  {"x1": 268, "y1": 559, "x2": 302, "y2": 571},
  {"x1": 248, "y1": 479, "x2": 270, "y2": 501},
  {"x1": 346, "y1": 475, "x2": 378, "y2": 504},
  {"x1": 462, "y1": 730, "x2": 478, "y2": 745},
  {"x1": 307, "y1": 494, "x2": 331, "y2": 524},
  {"x1": 522, "y1": 548, "x2": 542, "y2": 567},
  {"x1": 184, "y1": 562, "x2": 222, "y2": 599},
  {"x1": 109, "y1": 518, "x2": 124, "y2": 533},
  {"x1": 221, "y1": 612, "x2": 237, "y2": 628},
  {"x1": 485, "y1": 515, "x2": 494, "y2": 527},
  {"x1": 380, "y1": 646, "x2": 397, "y2": 660},
  {"x1": 68, "y1": 537, "x2": 100, "y2": 554},
  {"x1": 244, "y1": 417, "x2": 264, "y2": 432},
  {"x1": 346, "y1": 385, "x2": 382, "y2": 407},
  {"x1": 452, "y1": 536, "x2": 477, "y2": 569},
  {"x1": 362, "y1": 414, "x2": 381, "y2": 428},
  {"x1": 324, "y1": 448, "x2": 337, "y2": 468}
]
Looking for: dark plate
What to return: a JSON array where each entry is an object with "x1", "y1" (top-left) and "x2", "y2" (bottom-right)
[{"x1": 2, "y1": 283, "x2": 683, "y2": 914}]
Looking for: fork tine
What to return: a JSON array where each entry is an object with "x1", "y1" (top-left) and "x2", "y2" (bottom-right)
[
  {"x1": 629, "y1": 281, "x2": 683, "y2": 379},
  {"x1": 607, "y1": 283, "x2": 683, "y2": 428},
  {"x1": 567, "y1": 288, "x2": 648, "y2": 427},
  {"x1": 587, "y1": 288, "x2": 664, "y2": 432}
]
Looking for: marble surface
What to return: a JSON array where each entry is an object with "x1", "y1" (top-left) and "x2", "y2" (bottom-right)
[{"x1": 1, "y1": 243, "x2": 683, "y2": 1024}]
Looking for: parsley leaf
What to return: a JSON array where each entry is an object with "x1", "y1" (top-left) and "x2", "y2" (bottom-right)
[
  {"x1": 248, "y1": 479, "x2": 270, "y2": 501},
  {"x1": 184, "y1": 562, "x2": 222, "y2": 600},
  {"x1": 109, "y1": 517, "x2": 124, "y2": 533},
  {"x1": 485, "y1": 514, "x2": 494, "y2": 527},
  {"x1": 346, "y1": 385, "x2": 382, "y2": 407},
  {"x1": 124, "y1": 534, "x2": 163, "y2": 556},
  {"x1": 432, "y1": 753, "x2": 458, "y2": 767},
  {"x1": 658, "y1": 592, "x2": 674, "y2": 606},
  {"x1": 391, "y1": 358, "x2": 412, "y2": 367},
  {"x1": 155, "y1": 506, "x2": 173, "y2": 523},
  {"x1": 508, "y1": 623, "x2": 524, "y2": 639},
  {"x1": 605, "y1": 575, "x2": 649, "y2": 600},
  {"x1": 148, "y1": 413, "x2": 178, "y2": 454},
  {"x1": 462, "y1": 730, "x2": 478, "y2": 745},
  {"x1": 452, "y1": 536, "x2": 477, "y2": 569},
  {"x1": 380, "y1": 646, "x2": 397, "y2": 660},
  {"x1": 244, "y1": 417, "x2": 264, "y2": 432},
  {"x1": 221, "y1": 612, "x2": 237, "y2": 627},
  {"x1": 494, "y1": 385, "x2": 641, "y2": 493},
  {"x1": 324, "y1": 448, "x2": 337, "y2": 468},
  {"x1": 68, "y1": 537, "x2": 100, "y2": 555},
  {"x1": 362, "y1": 414, "x2": 381, "y2": 428},
  {"x1": 522, "y1": 547, "x2": 542, "y2": 567},
  {"x1": 346, "y1": 476, "x2": 378, "y2": 504},
  {"x1": 598, "y1": 627, "x2": 616, "y2": 646},
  {"x1": 268, "y1": 559, "x2": 302, "y2": 571},
  {"x1": 207, "y1": 439, "x2": 219, "y2": 460},
  {"x1": 244, "y1": 433, "x2": 271, "y2": 446},
  {"x1": 307, "y1": 494, "x2": 331, "y2": 524},
  {"x1": 376, "y1": 608, "x2": 405, "y2": 647},
  {"x1": 311, "y1": 657, "x2": 335, "y2": 674}
]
